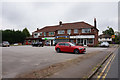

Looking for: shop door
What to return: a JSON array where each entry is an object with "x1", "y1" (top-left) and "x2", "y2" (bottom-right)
[
  {"x1": 83, "y1": 39, "x2": 87, "y2": 46},
  {"x1": 51, "y1": 40, "x2": 53, "y2": 46}
]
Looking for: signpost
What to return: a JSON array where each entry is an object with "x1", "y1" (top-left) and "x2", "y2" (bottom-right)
[{"x1": 112, "y1": 35, "x2": 115, "y2": 38}]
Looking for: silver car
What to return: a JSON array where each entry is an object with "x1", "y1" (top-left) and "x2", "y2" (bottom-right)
[
  {"x1": 100, "y1": 41, "x2": 109, "y2": 47},
  {"x1": 2, "y1": 41, "x2": 10, "y2": 47}
]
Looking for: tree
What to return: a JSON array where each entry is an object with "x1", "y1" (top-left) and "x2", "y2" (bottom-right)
[
  {"x1": 2, "y1": 29, "x2": 26, "y2": 44},
  {"x1": 22, "y1": 28, "x2": 30, "y2": 37},
  {"x1": 102, "y1": 26, "x2": 114, "y2": 36}
]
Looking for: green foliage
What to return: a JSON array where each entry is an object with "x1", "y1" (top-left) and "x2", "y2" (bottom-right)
[
  {"x1": 22, "y1": 28, "x2": 30, "y2": 37},
  {"x1": 2, "y1": 29, "x2": 28, "y2": 44},
  {"x1": 113, "y1": 35, "x2": 120, "y2": 44},
  {"x1": 102, "y1": 26, "x2": 114, "y2": 36}
]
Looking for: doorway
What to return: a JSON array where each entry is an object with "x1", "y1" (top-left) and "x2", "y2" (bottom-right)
[{"x1": 83, "y1": 39, "x2": 87, "y2": 46}]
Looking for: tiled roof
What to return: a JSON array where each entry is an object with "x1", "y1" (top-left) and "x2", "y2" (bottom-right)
[
  {"x1": 99, "y1": 34, "x2": 111, "y2": 38},
  {"x1": 34, "y1": 21, "x2": 97, "y2": 32}
]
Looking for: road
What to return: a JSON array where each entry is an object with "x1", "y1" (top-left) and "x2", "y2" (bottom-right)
[
  {"x1": 105, "y1": 47, "x2": 118, "y2": 78},
  {"x1": 2, "y1": 46, "x2": 109, "y2": 78},
  {"x1": 49, "y1": 47, "x2": 117, "y2": 78},
  {"x1": 92, "y1": 45, "x2": 119, "y2": 80}
]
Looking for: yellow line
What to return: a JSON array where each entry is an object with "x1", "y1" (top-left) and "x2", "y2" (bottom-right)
[
  {"x1": 102, "y1": 53, "x2": 116, "y2": 80},
  {"x1": 97, "y1": 53, "x2": 115, "y2": 80}
]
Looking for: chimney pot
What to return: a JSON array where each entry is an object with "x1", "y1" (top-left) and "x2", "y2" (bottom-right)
[
  {"x1": 37, "y1": 28, "x2": 39, "y2": 30},
  {"x1": 94, "y1": 18, "x2": 96, "y2": 28},
  {"x1": 59, "y1": 21, "x2": 62, "y2": 25}
]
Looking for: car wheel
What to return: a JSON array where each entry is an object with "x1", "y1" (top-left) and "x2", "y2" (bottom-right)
[
  {"x1": 56, "y1": 48, "x2": 61, "y2": 53},
  {"x1": 74, "y1": 49, "x2": 80, "y2": 54}
]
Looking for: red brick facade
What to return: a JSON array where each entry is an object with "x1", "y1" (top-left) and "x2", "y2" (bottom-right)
[{"x1": 31, "y1": 18, "x2": 99, "y2": 46}]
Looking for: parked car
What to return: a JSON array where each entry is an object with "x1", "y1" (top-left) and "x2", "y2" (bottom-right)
[
  {"x1": 55, "y1": 42, "x2": 86, "y2": 54},
  {"x1": 2, "y1": 41, "x2": 10, "y2": 47},
  {"x1": 13, "y1": 43, "x2": 19, "y2": 46},
  {"x1": 32, "y1": 42, "x2": 44, "y2": 47},
  {"x1": 100, "y1": 41, "x2": 109, "y2": 47}
]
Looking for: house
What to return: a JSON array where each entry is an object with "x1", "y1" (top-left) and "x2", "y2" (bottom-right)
[
  {"x1": 114, "y1": 31, "x2": 119, "y2": 36},
  {"x1": 28, "y1": 18, "x2": 99, "y2": 46},
  {"x1": 98, "y1": 34, "x2": 112, "y2": 43}
]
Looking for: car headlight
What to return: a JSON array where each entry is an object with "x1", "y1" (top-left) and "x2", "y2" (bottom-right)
[{"x1": 79, "y1": 48, "x2": 83, "y2": 50}]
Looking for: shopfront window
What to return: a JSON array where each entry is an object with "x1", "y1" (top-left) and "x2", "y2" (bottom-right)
[
  {"x1": 82, "y1": 28, "x2": 91, "y2": 33},
  {"x1": 87, "y1": 39, "x2": 94, "y2": 44},
  {"x1": 80, "y1": 39, "x2": 83, "y2": 44},
  {"x1": 44, "y1": 32, "x2": 46, "y2": 36},
  {"x1": 58, "y1": 30, "x2": 65, "y2": 34}
]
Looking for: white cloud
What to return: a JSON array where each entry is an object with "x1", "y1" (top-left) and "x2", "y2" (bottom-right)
[{"x1": 1, "y1": 1, "x2": 118, "y2": 35}]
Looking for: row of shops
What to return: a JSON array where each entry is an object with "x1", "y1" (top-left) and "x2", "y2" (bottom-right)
[
  {"x1": 25, "y1": 35, "x2": 95, "y2": 46},
  {"x1": 25, "y1": 19, "x2": 99, "y2": 46}
]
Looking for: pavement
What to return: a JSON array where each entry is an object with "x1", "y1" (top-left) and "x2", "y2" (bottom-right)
[{"x1": 2, "y1": 46, "x2": 108, "y2": 78}]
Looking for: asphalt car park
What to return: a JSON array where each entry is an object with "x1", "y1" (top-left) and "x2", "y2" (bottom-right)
[{"x1": 2, "y1": 46, "x2": 108, "y2": 78}]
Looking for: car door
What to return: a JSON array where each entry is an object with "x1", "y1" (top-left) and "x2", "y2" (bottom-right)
[
  {"x1": 58, "y1": 43, "x2": 65, "y2": 51},
  {"x1": 64, "y1": 43, "x2": 71, "y2": 52}
]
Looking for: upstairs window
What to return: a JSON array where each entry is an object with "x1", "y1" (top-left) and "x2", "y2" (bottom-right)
[
  {"x1": 67, "y1": 29, "x2": 71, "y2": 34},
  {"x1": 74, "y1": 29, "x2": 78, "y2": 33},
  {"x1": 58, "y1": 30, "x2": 65, "y2": 34},
  {"x1": 34, "y1": 33, "x2": 38, "y2": 36},
  {"x1": 49, "y1": 32, "x2": 54, "y2": 36},
  {"x1": 82, "y1": 28, "x2": 91, "y2": 33},
  {"x1": 44, "y1": 32, "x2": 46, "y2": 36},
  {"x1": 39, "y1": 32, "x2": 42, "y2": 36}
]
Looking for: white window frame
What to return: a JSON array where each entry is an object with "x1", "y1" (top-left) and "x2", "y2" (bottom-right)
[
  {"x1": 82, "y1": 28, "x2": 91, "y2": 33},
  {"x1": 67, "y1": 29, "x2": 71, "y2": 34},
  {"x1": 74, "y1": 29, "x2": 78, "y2": 34},
  {"x1": 58, "y1": 30, "x2": 65, "y2": 34},
  {"x1": 39, "y1": 32, "x2": 42, "y2": 36},
  {"x1": 44, "y1": 32, "x2": 46, "y2": 36},
  {"x1": 49, "y1": 32, "x2": 54, "y2": 36}
]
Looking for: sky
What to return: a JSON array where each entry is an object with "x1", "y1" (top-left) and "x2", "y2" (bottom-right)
[{"x1": 0, "y1": 0, "x2": 119, "y2": 35}]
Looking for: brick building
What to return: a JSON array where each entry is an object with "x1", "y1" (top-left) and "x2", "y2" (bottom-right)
[{"x1": 28, "y1": 18, "x2": 99, "y2": 46}]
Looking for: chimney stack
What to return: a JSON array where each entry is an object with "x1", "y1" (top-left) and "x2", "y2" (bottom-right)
[
  {"x1": 59, "y1": 21, "x2": 62, "y2": 25},
  {"x1": 37, "y1": 28, "x2": 39, "y2": 30},
  {"x1": 94, "y1": 18, "x2": 96, "y2": 28}
]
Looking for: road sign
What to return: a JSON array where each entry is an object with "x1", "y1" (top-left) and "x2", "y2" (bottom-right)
[{"x1": 112, "y1": 35, "x2": 115, "y2": 38}]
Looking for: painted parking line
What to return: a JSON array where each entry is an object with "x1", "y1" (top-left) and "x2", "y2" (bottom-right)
[{"x1": 97, "y1": 53, "x2": 116, "y2": 80}]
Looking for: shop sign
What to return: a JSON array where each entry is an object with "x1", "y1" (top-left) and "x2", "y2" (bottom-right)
[
  {"x1": 55, "y1": 36, "x2": 69, "y2": 39},
  {"x1": 111, "y1": 35, "x2": 115, "y2": 38},
  {"x1": 70, "y1": 35, "x2": 95, "y2": 39},
  {"x1": 42, "y1": 37, "x2": 55, "y2": 40}
]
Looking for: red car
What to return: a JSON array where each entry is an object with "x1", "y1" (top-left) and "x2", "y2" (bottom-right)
[{"x1": 55, "y1": 42, "x2": 86, "y2": 54}]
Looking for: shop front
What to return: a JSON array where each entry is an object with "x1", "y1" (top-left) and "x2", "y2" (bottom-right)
[
  {"x1": 25, "y1": 37, "x2": 42, "y2": 45},
  {"x1": 55, "y1": 36, "x2": 69, "y2": 45},
  {"x1": 70, "y1": 35, "x2": 95, "y2": 46},
  {"x1": 42, "y1": 37, "x2": 55, "y2": 46}
]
